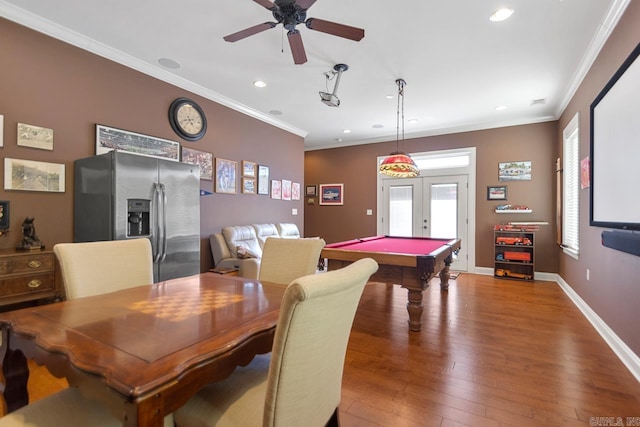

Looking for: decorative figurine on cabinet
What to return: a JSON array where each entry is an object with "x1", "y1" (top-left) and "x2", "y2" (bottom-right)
[{"x1": 16, "y1": 216, "x2": 44, "y2": 250}]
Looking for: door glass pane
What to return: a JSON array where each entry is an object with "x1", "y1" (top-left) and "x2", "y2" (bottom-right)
[
  {"x1": 389, "y1": 186, "x2": 413, "y2": 236},
  {"x1": 430, "y1": 183, "x2": 457, "y2": 238}
]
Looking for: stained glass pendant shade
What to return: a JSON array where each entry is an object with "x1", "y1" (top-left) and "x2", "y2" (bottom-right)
[{"x1": 379, "y1": 79, "x2": 419, "y2": 178}]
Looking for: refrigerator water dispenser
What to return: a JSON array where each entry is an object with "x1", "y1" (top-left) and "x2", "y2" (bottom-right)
[{"x1": 127, "y1": 199, "x2": 150, "y2": 237}]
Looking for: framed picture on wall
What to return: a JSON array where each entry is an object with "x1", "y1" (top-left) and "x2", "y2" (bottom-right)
[
  {"x1": 4, "y1": 158, "x2": 65, "y2": 192},
  {"x1": 292, "y1": 182, "x2": 301, "y2": 200},
  {"x1": 487, "y1": 185, "x2": 507, "y2": 200},
  {"x1": 181, "y1": 147, "x2": 213, "y2": 180},
  {"x1": 242, "y1": 177, "x2": 256, "y2": 194},
  {"x1": 0, "y1": 200, "x2": 9, "y2": 229},
  {"x1": 282, "y1": 179, "x2": 292, "y2": 201},
  {"x1": 242, "y1": 160, "x2": 257, "y2": 177},
  {"x1": 319, "y1": 183, "x2": 344, "y2": 205},
  {"x1": 215, "y1": 158, "x2": 237, "y2": 194},
  {"x1": 305, "y1": 185, "x2": 317, "y2": 197},
  {"x1": 96, "y1": 124, "x2": 180, "y2": 162},
  {"x1": 271, "y1": 180, "x2": 282, "y2": 199},
  {"x1": 257, "y1": 165, "x2": 270, "y2": 195}
]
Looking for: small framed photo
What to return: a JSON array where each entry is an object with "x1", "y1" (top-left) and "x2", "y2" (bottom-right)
[
  {"x1": 487, "y1": 185, "x2": 507, "y2": 200},
  {"x1": 271, "y1": 180, "x2": 282, "y2": 200},
  {"x1": 215, "y1": 158, "x2": 237, "y2": 194},
  {"x1": 181, "y1": 147, "x2": 213, "y2": 180},
  {"x1": 17, "y1": 123, "x2": 54, "y2": 150},
  {"x1": 305, "y1": 185, "x2": 317, "y2": 197},
  {"x1": 257, "y1": 165, "x2": 270, "y2": 195},
  {"x1": 292, "y1": 182, "x2": 301, "y2": 200},
  {"x1": 242, "y1": 160, "x2": 257, "y2": 177},
  {"x1": 282, "y1": 179, "x2": 292, "y2": 201},
  {"x1": 0, "y1": 200, "x2": 9, "y2": 229},
  {"x1": 319, "y1": 183, "x2": 344, "y2": 206},
  {"x1": 242, "y1": 177, "x2": 256, "y2": 194}
]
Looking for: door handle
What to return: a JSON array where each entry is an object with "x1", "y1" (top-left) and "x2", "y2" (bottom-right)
[
  {"x1": 153, "y1": 183, "x2": 162, "y2": 262},
  {"x1": 159, "y1": 183, "x2": 168, "y2": 262}
]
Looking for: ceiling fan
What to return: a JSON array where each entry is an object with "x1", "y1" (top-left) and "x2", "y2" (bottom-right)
[{"x1": 223, "y1": 0, "x2": 365, "y2": 65}]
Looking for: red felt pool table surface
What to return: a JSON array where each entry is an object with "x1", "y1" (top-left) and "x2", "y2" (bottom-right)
[{"x1": 324, "y1": 236, "x2": 454, "y2": 256}]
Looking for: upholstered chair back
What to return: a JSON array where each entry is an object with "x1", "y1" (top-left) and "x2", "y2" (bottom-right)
[
  {"x1": 258, "y1": 238, "x2": 325, "y2": 285},
  {"x1": 253, "y1": 223, "x2": 280, "y2": 249},
  {"x1": 53, "y1": 238, "x2": 153, "y2": 299}
]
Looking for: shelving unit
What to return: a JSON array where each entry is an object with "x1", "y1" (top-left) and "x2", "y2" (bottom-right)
[{"x1": 494, "y1": 229, "x2": 535, "y2": 281}]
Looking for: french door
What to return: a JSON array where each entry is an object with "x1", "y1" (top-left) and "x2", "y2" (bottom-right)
[{"x1": 382, "y1": 175, "x2": 468, "y2": 271}]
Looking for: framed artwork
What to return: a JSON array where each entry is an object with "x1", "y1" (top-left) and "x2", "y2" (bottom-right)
[
  {"x1": 319, "y1": 183, "x2": 344, "y2": 205},
  {"x1": 4, "y1": 157, "x2": 65, "y2": 192},
  {"x1": 181, "y1": 147, "x2": 213, "y2": 180},
  {"x1": 0, "y1": 114, "x2": 4, "y2": 147},
  {"x1": 17, "y1": 123, "x2": 54, "y2": 150},
  {"x1": 215, "y1": 158, "x2": 237, "y2": 194},
  {"x1": 271, "y1": 180, "x2": 282, "y2": 200},
  {"x1": 292, "y1": 182, "x2": 301, "y2": 200},
  {"x1": 257, "y1": 165, "x2": 270, "y2": 195},
  {"x1": 487, "y1": 185, "x2": 507, "y2": 200},
  {"x1": 498, "y1": 161, "x2": 531, "y2": 181},
  {"x1": 0, "y1": 200, "x2": 9, "y2": 229},
  {"x1": 242, "y1": 160, "x2": 257, "y2": 177},
  {"x1": 96, "y1": 124, "x2": 180, "y2": 162},
  {"x1": 242, "y1": 177, "x2": 256, "y2": 194},
  {"x1": 305, "y1": 185, "x2": 317, "y2": 197},
  {"x1": 282, "y1": 179, "x2": 292, "y2": 201}
]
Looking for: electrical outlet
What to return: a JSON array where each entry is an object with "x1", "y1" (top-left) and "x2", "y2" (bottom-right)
[
  {"x1": 366, "y1": 209, "x2": 373, "y2": 216},
  {"x1": 292, "y1": 208, "x2": 298, "y2": 215},
  {"x1": 586, "y1": 269, "x2": 590, "y2": 281}
]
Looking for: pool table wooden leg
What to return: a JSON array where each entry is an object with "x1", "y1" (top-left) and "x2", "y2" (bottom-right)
[
  {"x1": 406, "y1": 289, "x2": 424, "y2": 331},
  {"x1": 439, "y1": 263, "x2": 451, "y2": 291}
]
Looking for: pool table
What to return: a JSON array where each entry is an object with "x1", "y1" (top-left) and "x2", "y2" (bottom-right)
[{"x1": 321, "y1": 235, "x2": 461, "y2": 332}]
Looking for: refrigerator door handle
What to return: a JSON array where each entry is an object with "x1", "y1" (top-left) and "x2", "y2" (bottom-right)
[
  {"x1": 153, "y1": 183, "x2": 163, "y2": 263},
  {"x1": 159, "y1": 183, "x2": 168, "y2": 262}
]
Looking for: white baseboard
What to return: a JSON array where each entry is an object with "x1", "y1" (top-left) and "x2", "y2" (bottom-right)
[{"x1": 470, "y1": 266, "x2": 640, "y2": 382}]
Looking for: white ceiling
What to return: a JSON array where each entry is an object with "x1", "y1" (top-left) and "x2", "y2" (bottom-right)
[{"x1": 0, "y1": 0, "x2": 630, "y2": 150}]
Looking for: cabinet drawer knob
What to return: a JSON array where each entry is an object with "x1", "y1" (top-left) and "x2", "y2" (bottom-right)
[
  {"x1": 28, "y1": 280, "x2": 42, "y2": 288},
  {"x1": 28, "y1": 260, "x2": 42, "y2": 269}
]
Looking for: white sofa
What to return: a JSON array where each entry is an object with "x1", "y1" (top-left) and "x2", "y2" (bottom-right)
[{"x1": 209, "y1": 223, "x2": 301, "y2": 279}]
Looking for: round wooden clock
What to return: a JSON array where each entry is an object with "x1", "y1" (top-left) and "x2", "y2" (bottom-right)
[{"x1": 168, "y1": 97, "x2": 207, "y2": 141}]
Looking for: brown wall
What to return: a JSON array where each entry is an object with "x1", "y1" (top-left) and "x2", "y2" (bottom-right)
[
  {"x1": 0, "y1": 18, "x2": 304, "y2": 271},
  {"x1": 556, "y1": 2, "x2": 640, "y2": 355},
  {"x1": 305, "y1": 121, "x2": 559, "y2": 273}
]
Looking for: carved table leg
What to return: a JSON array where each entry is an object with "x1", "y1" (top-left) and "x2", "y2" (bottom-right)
[
  {"x1": 406, "y1": 289, "x2": 424, "y2": 332},
  {"x1": 439, "y1": 263, "x2": 451, "y2": 291}
]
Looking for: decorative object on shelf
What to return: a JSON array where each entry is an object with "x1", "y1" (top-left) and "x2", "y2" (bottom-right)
[
  {"x1": 181, "y1": 147, "x2": 213, "y2": 180},
  {"x1": 4, "y1": 158, "x2": 65, "y2": 192},
  {"x1": 215, "y1": 158, "x2": 237, "y2": 194},
  {"x1": 319, "y1": 183, "x2": 344, "y2": 205},
  {"x1": 96, "y1": 124, "x2": 180, "y2": 162},
  {"x1": 242, "y1": 160, "x2": 257, "y2": 177},
  {"x1": 494, "y1": 204, "x2": 532, "y2": 213},
  {"x1": 257, "y1": 165, "x2": 269, "y2": 195},
  {"x1": 498, "y1": 161, "x2": 531, "y2": 181},
  {"x1": 282, "y1": 179, "x2": 292, "y2": 201},
  {"x1": 0, "y1": 200, "x2": 9, "y2": 229},
  {"x1": 305, "y1": 185, "x2": 317, "y2": 197},
  {"x1": 487, "y1": 185, "x2": 507, "y2": 200},
  {"x1": 17, "y1": 123, "x2": 54, "y2": 150},
  {"x1": 16, "y1": 217, "x2": 44, "y2": 250},
  {"x1": 168, "y1": 97, "x2": 207, "y2": 141},
  {"x1": 379, "y1": 79, "x2": 419, "y2": 178},
  {"x1": 494, "y1": 226, "x2": 535, "y2": 281}
]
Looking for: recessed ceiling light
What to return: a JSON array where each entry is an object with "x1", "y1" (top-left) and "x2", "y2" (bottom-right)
[
  {"x1": 408, "y1": 119, "x2": 418, "y2": 124},
  {"x1": 158, "y1": 58, "x2": 181, "y2": 69},
  {"x1": 343, "y1": 129, "x2": 352, "y2": 134},
  {"x1": 372, "y1": 124, "x2": 384, "y2": 129},
  {"x1": 489, "y1": 8, "x2": 514, "y2": 22},
  {"x1": 385, "y1": 94, "x2": 394, "y2": 99},
  {"x1": 253, "y1": 80, "x2": 267, "y2": 88},
  {"x1": 495, "y1": 105, "x2": 508, "y2": 111}
]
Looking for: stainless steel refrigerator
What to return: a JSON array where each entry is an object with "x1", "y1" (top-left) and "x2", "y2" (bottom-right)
[{"x1": 74, "y1": 151, "x2": 200, "y2": 282}]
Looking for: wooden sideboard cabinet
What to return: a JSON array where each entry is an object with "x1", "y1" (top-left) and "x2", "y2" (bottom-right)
[{"x1": 0, "y1": 249, "x2": 62, "y2": 308}]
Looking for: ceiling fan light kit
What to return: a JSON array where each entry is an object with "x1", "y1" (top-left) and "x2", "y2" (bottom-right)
[
  {"x1": 224, "y1": 0, "x2": 365, "y2": 65},
  {"x1": 379, "y1": 78, "x2": 420, "y2": 178}
]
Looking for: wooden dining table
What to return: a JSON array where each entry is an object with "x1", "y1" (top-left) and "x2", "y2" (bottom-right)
[{"x1": 0, "y1": 273, "x2": 286, "y2": 426}]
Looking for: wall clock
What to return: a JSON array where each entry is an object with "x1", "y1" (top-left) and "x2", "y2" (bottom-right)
[{"x1": 168, "y1": 97, "x2": 207, "y2": 141}]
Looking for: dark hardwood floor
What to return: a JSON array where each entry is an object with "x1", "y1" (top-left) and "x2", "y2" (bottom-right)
[
  {"x1": 3, "y1": 274, "x2": 639, "y2": 425},
  {"x1": 339, "y1": 274, "x2": 640, "y2": 426}
]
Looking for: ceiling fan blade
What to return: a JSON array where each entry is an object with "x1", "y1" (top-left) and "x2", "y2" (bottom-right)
[
  {"x1": 223, "y1": 22, "x2": 277, "y2": 42},
  {"x1": 295, "y1": 0, "x2": 317, "y2": 10},
  {"x1": 305, "y1": 18, "x2": 365, "y2": 41},
  {"x1": 253, "y1": 0, "x2": 277, "y2": 10},
  {"x1": 287, "y1": 30, "x2": 307, "y2": 64}
]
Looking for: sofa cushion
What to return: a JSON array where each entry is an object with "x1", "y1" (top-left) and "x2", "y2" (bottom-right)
[
  {"x1": 277, "y1": 223, "x2": 301, "y2": 239},
  {"x1": 252, "y1": 223, "x2": 280, "y2": 249},
  {"x1": 222, "y1": 225, "x2": 263, "y2": 259}
]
